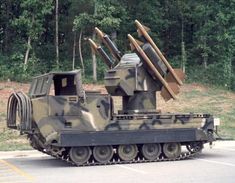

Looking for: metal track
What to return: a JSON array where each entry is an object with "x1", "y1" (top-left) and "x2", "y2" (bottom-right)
[{"x1": 39, "y1": 145, "x2": 201, "y2": 167}]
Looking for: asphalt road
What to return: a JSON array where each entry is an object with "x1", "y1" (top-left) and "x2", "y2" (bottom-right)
[{"x1": 0, "y1": 141, "x2": 235, "y2": 183}]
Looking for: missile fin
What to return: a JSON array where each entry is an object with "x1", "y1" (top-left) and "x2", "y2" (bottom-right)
[
  {"x1": 168, "y1": 82, "x2": 180, "y2": 95},
  {"x1": 174, "y1": 68, "x2": 185, "y2": 81},
  {"x1": 161, "y1": 87, "x2": 173, "y2": 101},
  {"x1": 142, "y1": 24, "x2": 150, "y2": 32},
  {"x1": 161, "y1": 82, "x2": 179, "y2": 101},
  {"x1": 135, "y1": 39, "x2": 144, "y2": 46}
]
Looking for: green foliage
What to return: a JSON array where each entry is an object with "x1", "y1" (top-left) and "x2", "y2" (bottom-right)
[
  {"x1": 0, "y1": 52, "x2": 46, "y2": 82},
  {"x1": 74, "y1": 13, "x2": 94, "y2": 30},
  {"x1": 0, "y1": 0, "x2": 234, "y2": 91},
  {"x1": 187, "y1": 63, "x2": 232, "y2": 89},
  {"x1": 73, "y1": 0, "x2": 124, "y2": 33},
  {"x1": 12, "y1": 0, "x2": 53, "y2": 39}
]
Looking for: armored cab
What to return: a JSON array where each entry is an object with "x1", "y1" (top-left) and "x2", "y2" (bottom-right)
[{"x1": 7, "y1": 21, "x2": 220, "y2": 166}]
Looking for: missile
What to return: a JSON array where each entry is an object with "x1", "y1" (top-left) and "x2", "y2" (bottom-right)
[
  {"x1": 128, "y1": 34, "x2": 178, "y2": 101},
  {"x1": 88, "y1": 39, "x2": 113, "y2": 68},
  {"x1": 135, "y1": 20, "x2": 184, "y2": 86},
  {"x1": 95, "y1": 27, "x2": 122, "y2": 64}
]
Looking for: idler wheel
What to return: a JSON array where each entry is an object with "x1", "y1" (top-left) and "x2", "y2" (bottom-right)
[
  {"x1": 162, "y1": 143, "x2": 181, "y2": 159},
  {"x1": 186, "y1": 142, "x2": 203, "y2": 153},
  {"x1": 118, "y1": 144, "x2": 138, "y2": 161},
  {"x1": 141, "y1": 143, "x2": 161, "y2": 160},
  {"x1": 93, "y1": 145, "x2": 114, "y2": 163},
  {"x1": 69, "y1": 146, "x2": 91, "y2": 165}
]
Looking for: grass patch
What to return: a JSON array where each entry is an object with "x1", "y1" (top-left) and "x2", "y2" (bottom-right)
[
  {"x1": 183, "y1": 90, "x2": 202, "y2": 99},
  {"x1": 218, "y1": 108, "x2": 235, "y2": 139},
  {"x1": 0, "y1": 129, "x2": 32, "y2": 151}
]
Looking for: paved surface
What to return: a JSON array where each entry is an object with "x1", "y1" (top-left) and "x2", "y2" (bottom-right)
[{"x1": 0, "y1": 141, "x2": 235, "y2": 183}]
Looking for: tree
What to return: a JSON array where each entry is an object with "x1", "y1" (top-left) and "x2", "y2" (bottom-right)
[
  {"x1": 73, "y1": 12, "x2": 93, "y2": 76},
  {"x1": 12, "y1": 0, "x2": 53, "y2": 69},
  {"x1": 0, "y1": 0, "x2": 234, "y2": 90},
  {"x1": 74, "y1": 0, "x2": 124, "y2": 81},
  {"x1": 0, "y1": 0, "x2": 11, "y2": 53},
  {"x1": 177, "y1": 0, "x2": 189, "y2": 73},
  {"x1": 190, "y1": 0, "x2": 235, "y2": 88},
  {"x1": 55, "y1": 0, "x2": 59, "y2": 66}
]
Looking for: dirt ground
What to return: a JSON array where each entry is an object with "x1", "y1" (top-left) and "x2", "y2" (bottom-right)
[{"x1": 0, "y1": 81, "x2": 235, "y2": 150}]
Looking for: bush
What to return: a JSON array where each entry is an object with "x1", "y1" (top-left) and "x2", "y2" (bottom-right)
[{"x1": 187, "y1": 63, "x2": 234, "y2": 90}]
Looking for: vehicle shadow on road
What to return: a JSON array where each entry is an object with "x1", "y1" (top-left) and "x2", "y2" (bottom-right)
[
  {"x1": 193, "y1": 152, "x2": 228, "y2": 159},
  {"x1": 12, "y1": 157, "x2": 76, "y2": 168}
]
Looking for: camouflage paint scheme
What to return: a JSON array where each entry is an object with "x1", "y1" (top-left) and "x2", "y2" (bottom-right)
[
  {"x1": 28, "y1": 60, "x2": 208, "y2": 145},
  {"x1": 30, "y1": 72, "x2": 112, "y2": 144}
]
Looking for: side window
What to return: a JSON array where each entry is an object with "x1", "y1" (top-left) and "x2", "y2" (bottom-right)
[
  {"x1": 29, "y1": 78, "x2": 37, "y2": 95},
  {"x1": 35, "y1": 78, "x2": 43, "y2": 94},
  {"x1": 41, "y1": 77, "x2": 49, "y2": 94},
  {"x1": 29, "y1": 76, "x2": 50, "y2": 97}
]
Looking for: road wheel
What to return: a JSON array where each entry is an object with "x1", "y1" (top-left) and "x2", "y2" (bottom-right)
[
  {"x1": 141, "y1": 143, "x2": 161, "y2": 160},
  {"x1": 69, "y1": 146, "x2": 91, "y2": 165},
  {"x1": 162, "y1": 143, "x2": 181, "y2": 159},
  {"x1": 93, "y1": 146, "x2": 113, "y2": 163},
  {"x1": 118, "y1": 144, "x2": 138, "y2": 161}
]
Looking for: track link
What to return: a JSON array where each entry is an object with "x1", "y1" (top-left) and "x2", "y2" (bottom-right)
[{"x1": 40, "y1": 145, "x2": 201, "y2": 167}]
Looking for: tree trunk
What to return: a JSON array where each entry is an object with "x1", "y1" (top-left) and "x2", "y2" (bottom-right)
[
  {"x1": 24, "y1": 36, "x2": 31, "y2": 69},
  {"x1": 181, "y1": 12, "x2": 186, "y2": 73},
  {"x1": 72, "y1": 31, "x2": 76, "y2": 70},
  {"x1": 92, "y1": 0, "x2": 97, "y2": 82},
  {"x1": 92, "y1": 32, "x2": 97, "y2": 82},
  {"x1": 203, "y1": 56, "x2": 208, "y2": 69},
  {"x1": 203, "y1": 39, "x2": 208, "y2": 69},
  {"x1": 4, "y1": 1, "x2": 10, "y2": 53},
  {"x1": 55, "y1": 0, "x2": 59, "y2": 66},
  {"x1": 78, "y1": 30, "x2": 85, "y2": 76}
]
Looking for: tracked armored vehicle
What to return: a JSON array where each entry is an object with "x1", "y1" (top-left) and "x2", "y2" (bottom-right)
[{"x1": 7, "y1": 20, "x2": 220, "y2": 166}]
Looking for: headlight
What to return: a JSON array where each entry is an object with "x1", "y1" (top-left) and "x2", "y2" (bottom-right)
[{"x1": 213, "y1": 118, "x2": 220, "y2": 126}]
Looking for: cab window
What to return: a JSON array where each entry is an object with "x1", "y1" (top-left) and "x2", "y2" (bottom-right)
[{"x1": 53, "y1": 74, "x2": 77, "y2": 95}]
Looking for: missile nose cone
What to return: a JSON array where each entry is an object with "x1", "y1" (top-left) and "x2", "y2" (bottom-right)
[{"x1": 95, "y1": 27, "x2": 104, "y2": 37}]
